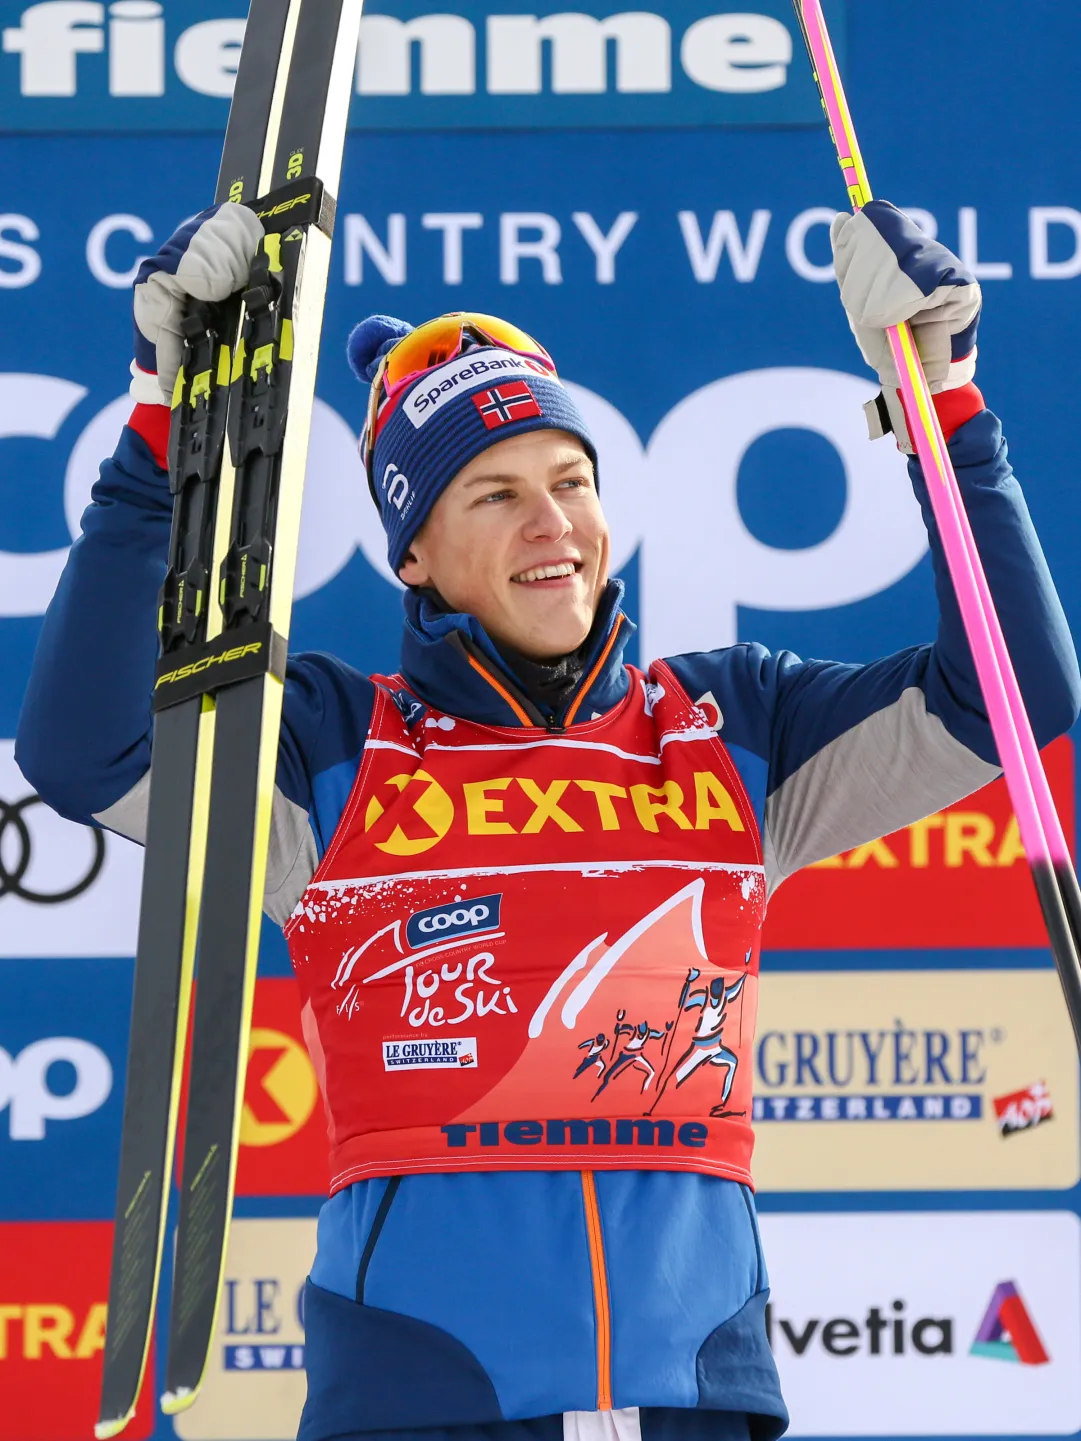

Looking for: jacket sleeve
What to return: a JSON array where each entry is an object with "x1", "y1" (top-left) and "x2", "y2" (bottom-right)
[
  {"x1": 15, "y1": 427, "x2": 375, "y2": 926},
  {"x1": 669, "y1": 409, "x2": 1081, "y2": 895},
  {"x1": 764, "y1": 408, "x2": 1079, "y2": 890}
]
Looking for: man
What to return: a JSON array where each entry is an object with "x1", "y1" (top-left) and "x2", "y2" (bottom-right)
[
  {"x1": 653, "y1": 970, "x2": 747, "y2": 1117},
  {"x1": 18, "y1": 199, "x2": 1080, "y2": 1441}
]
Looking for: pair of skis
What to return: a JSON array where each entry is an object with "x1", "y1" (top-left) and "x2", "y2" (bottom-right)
[
  {"x1": 792, "y1": 0, "x2": 1081, "y2": 1054},
  {"x1": 96, "y1": 1, "x2": 362, "y2": 1434}
]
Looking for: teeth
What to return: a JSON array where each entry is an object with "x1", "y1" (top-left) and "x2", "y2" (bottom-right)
[{"x1": 513, "y1": 562, "x2": 577, "y2": 583}]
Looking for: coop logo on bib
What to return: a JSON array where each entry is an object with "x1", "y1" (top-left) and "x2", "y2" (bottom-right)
[
  {"x1": 406, "y1": 894, "x2": 502, "y2": 948},
  {"x1": 383, "y1": 1037, "x2": 479, "y2": 1070}
]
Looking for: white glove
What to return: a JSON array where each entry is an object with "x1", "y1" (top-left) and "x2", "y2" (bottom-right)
[{"x1": 130, "y1": 202, "x2": 265, "y2": 407}]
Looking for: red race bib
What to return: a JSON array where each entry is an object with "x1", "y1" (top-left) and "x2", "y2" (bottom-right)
[{"x1": 286, "y1": 663, "x2": 766, "y2": 1193}]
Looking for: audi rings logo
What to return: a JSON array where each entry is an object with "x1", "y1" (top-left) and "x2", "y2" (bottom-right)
[{"x1": 1, "y1": 794, "x2": 106, "y2": 904}]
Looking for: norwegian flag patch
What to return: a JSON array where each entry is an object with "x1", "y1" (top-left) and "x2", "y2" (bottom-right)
[{"x1": 473, "y1": 381, "x2": 543, "y2": 430}]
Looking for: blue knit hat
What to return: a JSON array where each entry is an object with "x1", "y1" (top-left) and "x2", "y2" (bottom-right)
[{"x1": 348, "y1": 315, "x2": 597, "y2": 574}]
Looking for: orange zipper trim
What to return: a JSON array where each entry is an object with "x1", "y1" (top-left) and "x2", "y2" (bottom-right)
[
  {"x1": 580, "y1": 1170, "x2": 613, "y2": 1410},
  {"x1": 465, "y1": 653, "x2": 536, "y2": 727},
  {"x1": 563, "y1": 614, "x2": 624, "y2": 727}
]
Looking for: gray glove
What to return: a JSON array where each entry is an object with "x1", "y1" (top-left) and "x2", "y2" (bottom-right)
[
  {"x1": 130, "y1": 202, "x2": 265, "y2": 407},
  {"x1": 831, "y1": 200, "x2": 981, "y2": 452}
]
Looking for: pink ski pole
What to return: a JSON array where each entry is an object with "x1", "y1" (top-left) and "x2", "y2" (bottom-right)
[{"x1": 792, "y1": 0, "x2": 1081, "y2": 1050}]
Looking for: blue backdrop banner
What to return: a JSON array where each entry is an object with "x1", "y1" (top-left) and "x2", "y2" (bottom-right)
[
  {"x1": 2, "y1": 2, "x2": 1081, "y2": 1439},
  {"x1": 0, "y1": 0, "x2": 845, "y2": 130}
]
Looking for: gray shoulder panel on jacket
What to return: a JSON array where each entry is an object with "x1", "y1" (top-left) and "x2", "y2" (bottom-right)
[
  {"x1": 94, "y1": 772, "x2": 317, "y2": 927},
  {"x1": 94, "y1": 770, "x2": 151, "y2": 845},
  {"x1": 263, "y1": 790, "x2": 320, "y2": 927},
  {"x1": 763, "y1": 685, "x2": 999, "y2": 897}
]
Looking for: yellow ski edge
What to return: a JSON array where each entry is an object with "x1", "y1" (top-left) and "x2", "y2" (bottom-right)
[
  {"x1": 96, "y1": 702, "x2": 215, "y2": 1438},
  {"x1": 95, "y1": 1413, "x2": 136, "y2": 1440},
  {"x1": 157, "y1": 678, "x2": 284, "y2": 1415},
  {"x1": 159, "y1": 1385, "x2": 195, "y2": 1417}
]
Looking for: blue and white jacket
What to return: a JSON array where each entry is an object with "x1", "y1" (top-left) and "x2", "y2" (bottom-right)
[{"x1": 16, "y1": 406, "x2": 1080, "y2": 1441}]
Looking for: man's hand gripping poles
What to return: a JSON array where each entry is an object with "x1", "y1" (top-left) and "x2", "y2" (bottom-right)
[{"x1": 792, "y1": 0, "x2": 1081, "y2": 1052}]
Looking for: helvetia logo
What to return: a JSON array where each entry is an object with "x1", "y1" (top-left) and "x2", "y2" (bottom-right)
[
  {"x1": 770, "y1": 1282, "x2": 1052, "y2": 1366},
  {"x1": 970, "y1": 1281, "x2": 1050, "y2": 1365},
  {"x1": 765, "y1": 1298, "x2": 953, "y2": 1358}
]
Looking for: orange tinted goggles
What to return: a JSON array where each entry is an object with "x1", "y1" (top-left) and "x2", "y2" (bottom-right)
[
  {"x1": 380, "y1": 312, "x2": 555, "y2": 395},
  {"x1": 362, "y1": 312, "x2": 558, "y2": 491}
]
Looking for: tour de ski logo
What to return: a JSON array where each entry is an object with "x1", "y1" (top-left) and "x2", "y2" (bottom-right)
[{"x1": 322, "y1": 875, "x2": 761, "y2": 1129}]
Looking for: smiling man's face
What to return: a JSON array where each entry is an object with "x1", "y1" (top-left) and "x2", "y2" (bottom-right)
[{"x1": 397, "y1": 428, "x2": 610, "y2": 659}]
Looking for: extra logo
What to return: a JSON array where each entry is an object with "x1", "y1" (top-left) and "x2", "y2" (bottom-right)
[
  {"x1": 363, "y1": 769, "x2": 454, "y2": 857},
  {"x1": 764, "y1": 737, "x2": 1075, "y2": 949},
  {"x1": 970, "y1": 1281, "x2": 1050, "y2": 1365},
  {"x1": 406, "y1": 893, "x2": 502, "y2": 948},
  {"x1": 0, "y1": 1222, "x2": 155, "y2": 1441},
  {"x1": 362, "y1": 766, "x2": 746, "y2": 857}
]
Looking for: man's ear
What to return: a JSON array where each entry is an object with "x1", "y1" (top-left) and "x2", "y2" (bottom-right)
[{"x1": 398, "y1": 548, "x2": 430, "y2": 587}]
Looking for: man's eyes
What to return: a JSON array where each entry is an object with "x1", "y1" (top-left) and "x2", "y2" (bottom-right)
[{"x1": 473, "y1": 476, "x2": 592, "y2": 506}]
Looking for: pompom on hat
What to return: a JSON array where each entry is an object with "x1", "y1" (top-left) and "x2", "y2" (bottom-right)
[
  {"x1": 349, "y1": 313, "x2": 597, "y2": 574},
  {"x1": 347, "y1": 314, "x2": 414, "y2": 384}
]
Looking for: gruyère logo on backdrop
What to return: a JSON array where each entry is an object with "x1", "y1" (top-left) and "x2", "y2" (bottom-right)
[{"x1": 751, "y1": 969, "x2": 1081, "y2": 1193}]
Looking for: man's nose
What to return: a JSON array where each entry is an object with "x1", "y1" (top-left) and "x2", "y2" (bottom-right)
[{"x1": 522, "y1": 490, "x2": 572, "y2": 541}]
